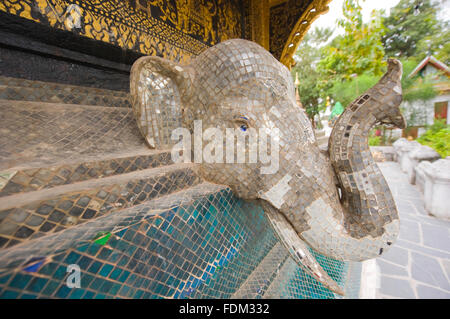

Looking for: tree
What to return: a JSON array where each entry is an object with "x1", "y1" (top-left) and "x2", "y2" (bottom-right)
[
  {"x1": 291, "y1": 27, "x2": 333, "y2": 120},
  {"x1": 382, "y1": 0, "x2": 442, "y2": 60},
  {"x1": 291, "y1": 0, "x2": 443, "y2": 130},
  {"x1": 318, "y1": 0, "x2": 386, "y2": 83},
  {"x1": 415, "y1": 20, "x2": 450, "y2": 65}
]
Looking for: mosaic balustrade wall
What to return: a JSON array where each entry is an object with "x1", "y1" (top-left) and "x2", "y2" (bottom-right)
[{"x1": 0, "y1": 185, "x2": 361, "y2": 299}]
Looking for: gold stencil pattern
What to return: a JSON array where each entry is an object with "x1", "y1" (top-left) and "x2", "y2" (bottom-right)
[{"x1": 0, "y1": 0, "x2": 243, "y2": 62}]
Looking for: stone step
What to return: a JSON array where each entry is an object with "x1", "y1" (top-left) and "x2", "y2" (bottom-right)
[
  {"x1": 0, "y1": 84, "x2": 131, "y2": 108},
  {"x1": 317, "y1": 135, "x2": 329, "y2": 147},
  {"x1": 0, "y1": 163, "x2": 200, "y2": 250},
  {"x1": 0, "y1": 150, "x2": 173, "y2": 197},
  {"x1": 0, "y1": 76, "x2": 129, "y2": 98},
  {"x1": 315, "y1": 130, "x2": 325, "y2": 138},
  {"x1": 0, "y1": 99, "x2": 148, "y2": 171},
  {"x1": 0, "y1": 182, "x2": 226, "y2": 271}
]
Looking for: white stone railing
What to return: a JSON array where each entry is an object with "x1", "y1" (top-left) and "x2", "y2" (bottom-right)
[
  {"x1": 392, "y1": 138, "x2": 449, "y2": 219},
  {"x1": 416, "y1": 157, "x2": 450, "y2": 219}
]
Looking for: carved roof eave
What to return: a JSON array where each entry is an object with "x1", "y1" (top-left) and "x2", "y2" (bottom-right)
[{"x1": 279, "y1": 0, "x2": 332, "y2": 69}]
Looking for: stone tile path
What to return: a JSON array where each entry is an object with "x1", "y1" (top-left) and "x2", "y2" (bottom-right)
[{"x1": 375, "y1": 161, "x2": 450, "y2": 299}]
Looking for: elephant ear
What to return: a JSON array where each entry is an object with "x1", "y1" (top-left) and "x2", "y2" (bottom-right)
[{"x1": 130, "y1": 56, "x2": 193, "y2": 149}]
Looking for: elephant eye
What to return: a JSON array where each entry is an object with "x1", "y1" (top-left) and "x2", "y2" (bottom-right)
[{"x1": 235, "y1": 116, "x2": 250, "y2": 132}]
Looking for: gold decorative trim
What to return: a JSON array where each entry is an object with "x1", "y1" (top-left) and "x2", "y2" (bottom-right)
[
  {"x1": 250, "y1": 0, "x2": 270, "y2": 50},
  {"x1": 0, "y1": 0, "x2": 243, "y2": 62},
  {"x1": 269, "y1": 0, "x2": 288, "y2": 8},
  {"x1": 279, "y1": 0, "x2": 332, "y2": 69}
]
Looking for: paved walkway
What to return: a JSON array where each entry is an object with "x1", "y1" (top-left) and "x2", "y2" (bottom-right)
[{"x1": 374, "y1": 161, "x2": 450, "y2": 299}]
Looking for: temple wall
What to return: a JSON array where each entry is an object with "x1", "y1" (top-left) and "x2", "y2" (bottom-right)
[
  {"x1": 0, "y1": 187, "x2": 360, "y2": 299},
  {"x1": 0, "y1": 0, "x2": 244, "y2": 90}
]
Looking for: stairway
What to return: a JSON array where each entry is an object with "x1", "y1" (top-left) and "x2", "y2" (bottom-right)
[
  {"x1": 0, "y1": 78, "x2": 236, "y2": 299},
  {"x1": 0, "y1": 76, "x2": 209, "y2": 248},
  {"x1": 0, "y1": 76, "x2": 130, "y2": 108},
  {"x1": 315, "y1": 129, "x2": 329, "y2": 149}
]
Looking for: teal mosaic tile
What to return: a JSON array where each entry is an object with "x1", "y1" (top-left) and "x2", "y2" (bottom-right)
[
  {"x1": 0, "y1": 186, "x2": 361, "y2": 299},
  {"x1": 1, "y1": 290, "x2": 19, "y2": 299}
]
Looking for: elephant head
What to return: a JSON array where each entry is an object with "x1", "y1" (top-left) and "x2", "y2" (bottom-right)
[{"x1": 130, "y1": 40, "x2": 405, "y2": 276}]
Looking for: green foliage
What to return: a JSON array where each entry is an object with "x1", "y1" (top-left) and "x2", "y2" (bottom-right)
[
  {"x1": 329, "y1": 72, "x2": 380, "y2": 108},
  {"x1": 291, "y1": 0, "x2": 445, "y2": 124},
  {"x1": 422, "y1": 118, "x2": 449, "y2": 134},
  {"x1": 417, "y1": 119, "x2": 450, "y2": 157},
  {"x1": 318, "y1": 0, "x2": 386, "y2": 83},
  {"x1": 382, "y1": 0, "x2": 440, "y2": 59},
  {"x1": 403, "y1": 83, "x2": 437, "y2": 102},
  {"x1": 369, "y1": 135, "x2": 381, "y2": 146},
  {"x1": 416, "y1": 25, "x2": 450, "y2": 65},
  {"x1": 400, "y1": 58, "x2": 437, "y2": 102},
  {"x1": 291, "y1": 27, "x2": 333, "y2": 119},
  {"x1": 315, "y1": 0, "x2": 388, "y2": 110}
]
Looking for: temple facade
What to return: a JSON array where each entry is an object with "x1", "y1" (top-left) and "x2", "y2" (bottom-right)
[{"x1": 0, "y1": 0, "x2": 331, "y2": 91}]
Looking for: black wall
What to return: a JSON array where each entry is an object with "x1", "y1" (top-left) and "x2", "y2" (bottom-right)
[{"x1": 0, "y1": 12, "x2": 143, "y2": 92}]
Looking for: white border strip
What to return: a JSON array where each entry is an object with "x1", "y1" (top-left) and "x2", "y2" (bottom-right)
[{"x1": 359, "y1": 258, "x2": 380, "y2": 299}]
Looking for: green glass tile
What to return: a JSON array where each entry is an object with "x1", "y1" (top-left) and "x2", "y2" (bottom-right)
[
  {"x1": 118, "y1": 285, "x2": 130, "y2": 296},
  {"x1": 117, "y1": 256, "x2": 129, "y2": 268},
  {"x1": 78, "y1": 256, "x2": 93, "y2": 269},
  {"x1": 90, "y1": 277, "x2": 104, "y2": 290},
  {"x1": 98, "y1": 247, "x2": 112, "y2": 260},
  {"x1": 38, "y1": 262, "x2": 58, "y2": 276},
  {"x1": 107, "y1": 251, "x2": 121, "y2": 263},
  {"x1": 93, "y1": 232, "x2": 112, "y2": 246},
  {"x1": 76, "y1": 243, "x2": 89, "y2": 253},
  {"x1": 81, "y1": 273, "x2": 95, "y2": 287},
  {"x1": 134, "y1": 290, "x2": 144, "y2": 298},
  {"x1": 118, "y1": 270, "x2": 130, "y2": 283}
]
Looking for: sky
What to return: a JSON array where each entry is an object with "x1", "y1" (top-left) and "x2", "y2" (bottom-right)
[
  {"x1": 312, "y1": 0, "x2": 400, "y2": 38},
  {"x1": 311, "y1": 0, "x2": 450, "y2": 41}
]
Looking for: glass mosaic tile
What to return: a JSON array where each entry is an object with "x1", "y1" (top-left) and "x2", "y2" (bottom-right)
[{"x1": 0, "y1": 183, "x2": 361, "y2": 299}]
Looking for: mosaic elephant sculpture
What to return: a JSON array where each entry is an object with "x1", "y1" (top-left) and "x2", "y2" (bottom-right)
[{"x1": 130, "y1": 39, "x2": 405, "y2": 294}]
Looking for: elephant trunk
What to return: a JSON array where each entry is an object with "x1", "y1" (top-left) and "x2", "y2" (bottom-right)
[{"x1": 263, "y1": 59, "x2": 405, "y2": 262}]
